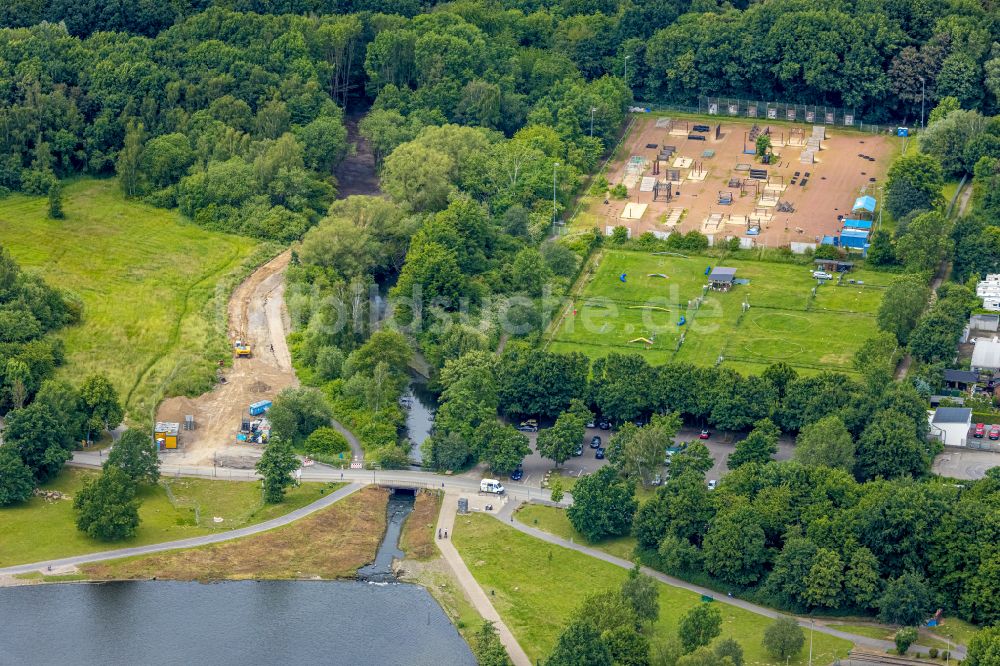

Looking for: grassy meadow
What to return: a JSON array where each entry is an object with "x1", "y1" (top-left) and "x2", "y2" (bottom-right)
[
  {"x1": 0, "y1": 467, "x2": 336, "y2": 567},
  {"x1": 453, "y1": 513, "x2": 853, "y2": 665},
  {"x1": 548, "y1": 250, "x2": 883, "y2": 374},
  {"x1": 0, "y1": 178, "x2": 259, "y2": 418}
]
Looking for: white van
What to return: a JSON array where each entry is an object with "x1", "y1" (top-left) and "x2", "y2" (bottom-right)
[{"x1": 480, "y1": 479, "x2": 505, "y2": 494}]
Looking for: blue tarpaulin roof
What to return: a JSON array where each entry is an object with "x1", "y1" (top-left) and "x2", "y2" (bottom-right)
[
  {"x1": 821, "y1": 235, "x2": 837, "y2": 246},
  {"x1": 841, "y1": 228, "x2": 869, "y2": 249},
  {"x1": 853, "y1": 196, "x2": 877, "y2": 213},
  {"x1": 842, "y1": 218, "x2": 873, "y2": 230},
  {"x1": 841, "y1": 229, "x2": 869, "y2": 239}
]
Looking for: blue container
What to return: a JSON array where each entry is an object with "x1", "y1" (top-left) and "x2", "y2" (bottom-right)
[
  {"x1": 249, "y1": 400, "x2": 272, "y2": 416},
  {"x1": 897, "y1": 127, "x2": 909, "y2": 137}
]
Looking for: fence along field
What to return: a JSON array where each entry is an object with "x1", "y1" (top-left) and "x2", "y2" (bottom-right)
[{"x1": 548, "y1": 250, "x2": 884, "y2": 375}]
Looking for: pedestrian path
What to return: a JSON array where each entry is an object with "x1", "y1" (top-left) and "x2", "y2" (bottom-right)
[{"x1": 435, "y1": 493, "x2": 531, "y2": 666}]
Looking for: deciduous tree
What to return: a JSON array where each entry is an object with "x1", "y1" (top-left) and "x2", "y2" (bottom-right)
[
  {"x1": 678, "y1": 603, "x2": 722, "y2": 653},
  {"x1": 105, "y1": 428, "x2": 160, "y2": 485},
  {"x1": 567, "y1": 466, "x2": 637, "y2": 542},
  {"x1": 73, "y1": 466, "x2": 140, "y2": 541},
  {"x1": 762, "y1": 618, "x2": 804, "y2": 661},
  {"x1": 255, "y1": 436, "x2": 300, "y2": 504}
]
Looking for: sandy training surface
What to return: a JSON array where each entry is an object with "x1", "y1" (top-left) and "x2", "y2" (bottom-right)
[
  {"x1": 157, "y1": 251, "x2": 298, "y2": 467},
  {"x1": 597, "y1": 116, "x2": 896, "y2": 247}
]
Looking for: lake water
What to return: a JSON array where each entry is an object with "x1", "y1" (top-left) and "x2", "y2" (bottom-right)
[{"x1": 0, "y1": 580, "x2": 475, "y2": 666}]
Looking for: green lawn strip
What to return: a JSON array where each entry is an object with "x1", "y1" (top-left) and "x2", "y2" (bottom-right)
[
  {"x1": 452, "y1": 513, "x2": 852, "y2": 665},
  {"x1": 925, "y1": 618, "x2": 980, "y2": 648},
  {"x1": 515, "y1": 504, "x2": 637, "y2": 561},
  {"x1": 0, "y1": 178, "x2": 258, "y2": 417},
  {"x1": 813, "y1": 284, "x2": 885, "y2": 314},
  {"x1": 0, "y1": 467, "x2": 336, "y2": 567}
]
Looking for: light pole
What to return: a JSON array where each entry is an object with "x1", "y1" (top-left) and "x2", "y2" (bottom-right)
[
  {"x1": 919, "y1": 76, "x2": 926, "y2": 130},
  {"x1": 624, "y1": 55, "x2": 630, "y2": 88},
  {"x1": 590, "y1": 107, "x2": 597, "y2": 137},
  {"x1": 552, "y1": 162, "x2": 560, "y2": 236}
]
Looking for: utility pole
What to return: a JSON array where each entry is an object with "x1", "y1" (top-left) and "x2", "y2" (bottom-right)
[
  {"x1": 624, "y1": 55, "x2": 630, "y2": 89},
  {"x1": 919, "y1": 76, "x2": 926, "y2": 130},
  {"x1": 590, "y1": 107, "x2": 596, "y2": 137},
  {"x1": 552, "y1": 162, "x2": 560, "y2": 236}
]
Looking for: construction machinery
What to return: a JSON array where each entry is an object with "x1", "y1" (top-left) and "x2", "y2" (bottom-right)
[
  {"x1": 234, "y1": 332, "x2": 251, "y2": 358},
  {"x1": 238, "y1": 416, "x2": 270, "y2": 444}
]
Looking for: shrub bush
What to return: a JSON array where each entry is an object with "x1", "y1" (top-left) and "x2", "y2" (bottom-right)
[
  {"x1": 304, "y1": 426, "x2": 350, "y2": 457},
  {"x1": 929, "y1": 648, "x2": 938, "y2": 659}
]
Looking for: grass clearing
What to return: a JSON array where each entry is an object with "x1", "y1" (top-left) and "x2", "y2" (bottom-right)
[
  {"x1": 549, "y1": 249, "x2": 881, "y2": 374},
  {"x1": 0, "y1": 178, "x2": 260, "y2": 418},
  {"x1": 83, "y1": 486, "x2": 385, "y2": 580},
  {"x1": 453, "y1": 513, "x2": 852, "y2": 664},
  {"x1": 0, "y1": 468, "x2": 335, "y2": 567},
  {"x1": 516, "y1": 504, "x2": 637, "y2": 560}
]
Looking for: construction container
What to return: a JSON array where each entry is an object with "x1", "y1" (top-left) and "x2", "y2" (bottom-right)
[
  {"x1": 249, "y1": 400, "x2": 272, "y2": 416},
  {"x1": 155, "y1": 422, "x2": 180, "y2": 449}
]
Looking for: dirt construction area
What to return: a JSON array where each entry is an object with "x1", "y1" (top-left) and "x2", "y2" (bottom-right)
[
  {"x1": 593, "y1": 114, "x2": 900, "y2": 248},
  {"x1": 157, "y1": 251, "x2": 297, "y2": 467}
]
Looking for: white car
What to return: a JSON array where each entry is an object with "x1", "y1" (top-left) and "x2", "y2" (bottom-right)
[
  {"x1": 812, "y1": 270, "x2": 833, "y2": 280},
  {"x1": 707, "y1": 479, "x2": 718, "y2": 491}
]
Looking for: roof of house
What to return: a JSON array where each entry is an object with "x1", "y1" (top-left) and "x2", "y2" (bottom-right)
[
  {"x1": 932, "y1": 407, "x2": 973, "y2": 424},
  {"x1": 972, "y1": 339, "x2": 1000, "y2": 369},
  {"x1": 709, "y1": 267, "x2": 737, "y2": 282},
  {"x1": 943, "y1": 369, "x2": 978, "y2": 383},
  {"x1": 853, "y1": 195, "x2": 877, "y2": 213}
]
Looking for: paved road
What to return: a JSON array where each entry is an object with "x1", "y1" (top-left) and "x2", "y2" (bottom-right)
[
  {"x1": 497, "y1": 502, "x2": 966, "y2": 660},
  {"x1": 0, "y1": 483, "x2": 364, "y2": 576}
]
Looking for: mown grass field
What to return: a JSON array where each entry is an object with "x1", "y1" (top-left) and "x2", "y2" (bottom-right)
[
  {"x1": 0, "y1": 468, "x2": 336, "y2": 567},
  {"x1": 0, "y1": 178, "x2": 259, "y2": 418},
  {"x1": 516, "y1": 503, "x2": 637, "y2": 560},
  {"x1": 549, "y1": 249, "x2": 883, "y2": 374},
  {"x1": 453, "y1": 513, "x2": 852, "y2": 665}
]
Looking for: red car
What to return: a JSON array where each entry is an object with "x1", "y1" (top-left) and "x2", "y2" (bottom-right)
[
  {"x1": 975, "y1": 423, "x2": 986, "y2": 438},
  {"x1": 990, "y1": 425, "x2": 1000, "y2": 441},
  {"x1": 699, "y1": 429, "x2": 711, "y2": 440}
]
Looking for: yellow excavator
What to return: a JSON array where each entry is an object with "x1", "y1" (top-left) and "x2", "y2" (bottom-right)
[{"x1": 234, "y1": 331, "x2": 251, "y2": 358}]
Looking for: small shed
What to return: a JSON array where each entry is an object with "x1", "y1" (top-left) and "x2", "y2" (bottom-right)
[
  {"x1": 839, "y1": 228, "x2": 870, "y2": 251},
  {"x1": 972, "y1": 339, "x2": 1000, "y2": 372},
  {"x1": 928, "y1": 407, "x2": 972, "y2": 447},
  {"x1": 814, "y1": 258, "x2": 854, "y2": 273},
  {"x1": 155, "y1": 422, "x2": 180, "y2": 449},
  {"x1": 970, "y1": 314, "x2": 1000, "y2": 332},
  {"x1": 852, "y1": 195, "x2": 877, "y2": 215},
  {"x1": 708, "y1": 267, "x2": 737, "y2": 291},
  {"x1": 943, "y1": 369, "x2": 978, "y2": 391},
  {"x1": 842, "y1": 218, "x2": 873, "y2": 230}
]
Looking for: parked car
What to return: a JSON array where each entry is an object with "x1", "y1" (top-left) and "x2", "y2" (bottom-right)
[
  {"x1": 573, "y1": 444, "x2": 584, "y2": 456},
  {"x1": 990, "y1": 425, "x2": 1000, "y2": 441},
  {"x1": 812, "y1": 270, "x2": 833, "y2": 280},
  {"x1": 509, "y1": 466, "x2": 523, "y2": 481},
  {"x1": 975, "y1": 423, "x2": 986, "y2": 438},
  {"x1": 590, "y1": 435, "x2": 602, "y2": 448},
  {"x1": 707, "y1": 479, "x2": 718, "y2": 490},
  {"x1": 586, "y1": 420, "x2": 597, "y2": 429},
  {"x1": 481, "y1": 479, "x2": 505, "y2": 494},
  {"x1": 598, "y1": 419, "x2": 611, "y2": 430},
  {"x1": 699, "y1": 429, "x2": 711, "y2": 440},
  {"x1": 595, "y1": 447, "x2": 606, "y2": 459},
  {"x1": 516, "y1": 419, "x2": 538, "y2": 432},
  {"x1": 651, "y1": 473, "x2": 663, "y2": 486}
]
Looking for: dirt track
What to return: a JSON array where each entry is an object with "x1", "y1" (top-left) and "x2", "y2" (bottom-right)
[{"x1": 157, "y1": 251, "x2": 298, "y2": 466}]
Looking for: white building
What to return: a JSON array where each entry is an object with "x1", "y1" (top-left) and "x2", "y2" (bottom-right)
[
  {"x1": 977, "y1": 275, "x2": 1000, "y2": 310},
  {"x1": 972, "y1": 338, "x2": 1000, "y2": 372},
  {"x1": 928, "y1": 407, "x2": 972, "y2": 447}
]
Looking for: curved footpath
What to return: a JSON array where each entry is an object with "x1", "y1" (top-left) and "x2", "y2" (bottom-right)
[
  {"x1": 494, "y1": 500, "x2": 967, "y2": 660},
  {"x1": 10, "y1": 455, "x2": 967, "y2": 660},
  {"x1": 0, "y1": 483, "x2": 363, "y2": 577}
]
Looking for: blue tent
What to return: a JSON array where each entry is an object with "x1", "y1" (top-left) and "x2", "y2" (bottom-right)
[
  {"x1": 842, "y1": 218, "x2": 873, "y2": 230},
  {"x1": 821, "y1": 235, "x2": 838, "y2": 246},
  {"x1": 852, "y1": 196, "x2": 877, "y2": 214},
  {"x1": 840, "y1": 228, "x2": 869, "y2": 250}
]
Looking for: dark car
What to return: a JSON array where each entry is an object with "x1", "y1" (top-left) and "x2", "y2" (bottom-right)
[
  {"x1": 590, "y1": 435, "x2": 602, "y2": 448},
  {"x1": 510, "y1": 466, "x2": 524, "y2": 481},
  {"x1": 598, "y1": 419, "x2": 611, "y2": 430},
  {"x1": 595, "y1": 447, "x2": 606, "y2": 459}
]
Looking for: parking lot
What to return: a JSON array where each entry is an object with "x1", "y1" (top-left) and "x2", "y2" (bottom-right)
[
  {"x1": 933, "y1": 447, "x2": 1000, "y2": 480},
  {"x1": 477, "y1": 425, "x2": 795, "y2": 490}
]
